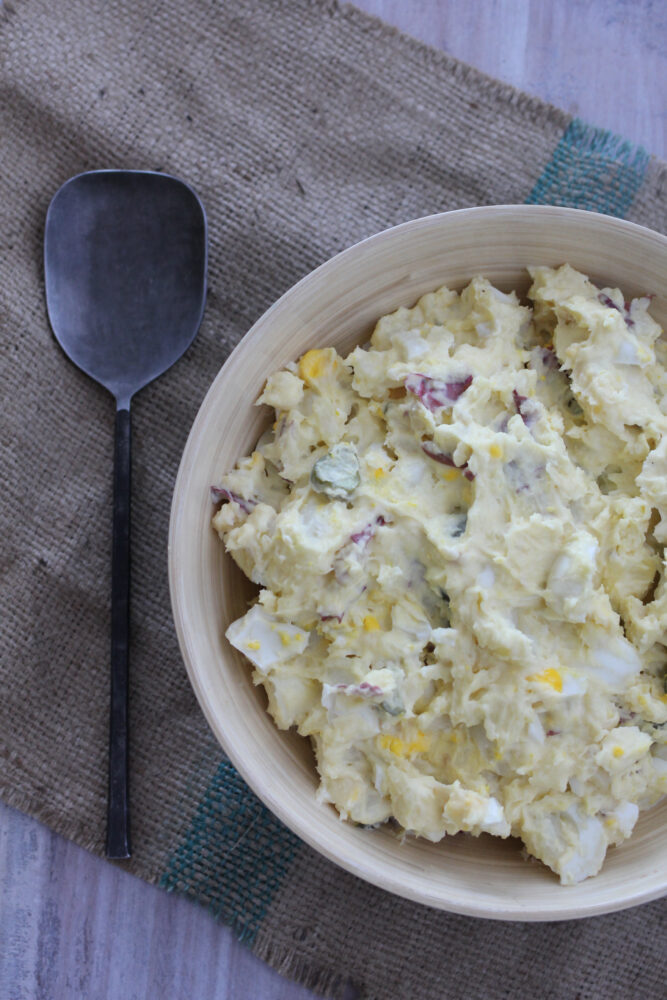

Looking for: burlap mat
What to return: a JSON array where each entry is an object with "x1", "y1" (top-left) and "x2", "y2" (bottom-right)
[{"x1": 1, "y1": 2, "x2": 665, "y2": 997}]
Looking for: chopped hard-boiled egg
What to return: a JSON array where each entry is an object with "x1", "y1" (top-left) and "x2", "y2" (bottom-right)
[
  {"x1": 226, "y1": 605, "x2": 309, "y2": 672},
  {"x1": 214, "y1": 266, "x2": 667, "y2": 885}
]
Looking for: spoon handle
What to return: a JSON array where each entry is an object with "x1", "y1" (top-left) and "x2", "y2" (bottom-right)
[{"x1": 106, "y1": 405, "x2": 132, "y2": 859}]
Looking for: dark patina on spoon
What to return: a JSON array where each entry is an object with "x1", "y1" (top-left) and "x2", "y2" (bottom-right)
[{"x1": 44, "y1": 170, "x2": 207, "y2": 858}]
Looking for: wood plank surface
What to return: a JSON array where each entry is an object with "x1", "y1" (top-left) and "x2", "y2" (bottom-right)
[
  {"x1": 1, "y1": 2, "x2": 664, "y2": 999},
  {"x1": 0, "y1": 803, "x2": 319, "y2": 1000},
  {"x1": 356, "y1": 0, "x2": 665, "y2": 156}
]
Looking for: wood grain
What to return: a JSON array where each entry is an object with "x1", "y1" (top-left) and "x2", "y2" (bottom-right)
[
  {"x1": 0, "y1": 802, "x2": 318, "y2": 1000},
  {"x1": 355, "y1": 0, "x2": 666, "y2": 157},
  {"x1": 1, "y1": 2, "x2": 664, "y2": 998}
]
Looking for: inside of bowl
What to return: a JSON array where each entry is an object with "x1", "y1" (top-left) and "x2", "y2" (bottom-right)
[{"x1": 173, "y1": 206, "x2": 667, "y2": 918}]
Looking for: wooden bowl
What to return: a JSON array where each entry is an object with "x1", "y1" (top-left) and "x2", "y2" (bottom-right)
[{"x1": 169, "y1": 206, "x2": 667, "y2": 919}]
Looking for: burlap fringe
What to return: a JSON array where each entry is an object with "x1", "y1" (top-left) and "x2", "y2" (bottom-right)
[
  {"x1": 0, "y1": 784, "x2": 106, "y2": 856},
  {"x1": 254, "y1": 934, "x2": 358, "y2": 1000},
  {"x1": 330, "y1": 0, "x2": 571, "y2": 127}
]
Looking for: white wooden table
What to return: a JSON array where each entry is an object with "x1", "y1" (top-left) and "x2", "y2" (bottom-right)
[{"x1": 1, "y1": 2, "x2": 663, "y2": 997}]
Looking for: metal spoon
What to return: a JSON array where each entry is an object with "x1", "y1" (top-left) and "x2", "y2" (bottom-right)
[{"x1": 44, "y1": 170, "x2": 207, "y2": 859}]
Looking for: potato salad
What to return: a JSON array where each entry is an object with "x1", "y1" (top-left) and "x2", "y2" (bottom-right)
[{"x1": 212, "y1": 265, "x2": 667, "y2": 884}]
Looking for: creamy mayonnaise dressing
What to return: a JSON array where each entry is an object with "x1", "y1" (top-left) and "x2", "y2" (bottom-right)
[{"x1": 213, "y1": 265, "x2": 667, "y2": 884}]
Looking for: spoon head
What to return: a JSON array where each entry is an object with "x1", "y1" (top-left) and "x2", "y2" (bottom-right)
[{"x1": 44, "y1": 170, "x2": 207, "y2": 407}]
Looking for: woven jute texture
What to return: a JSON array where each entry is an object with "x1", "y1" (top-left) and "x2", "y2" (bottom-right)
[{"x1": 1, "y1": 2, "x2": 666, "y2": 998}]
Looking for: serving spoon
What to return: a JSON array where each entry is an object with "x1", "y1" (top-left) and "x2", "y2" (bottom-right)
[{"x1": 44, "y1": 170, "x2": 207, "y2": 858}]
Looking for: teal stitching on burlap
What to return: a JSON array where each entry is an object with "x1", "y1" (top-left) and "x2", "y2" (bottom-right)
[
  {"x1": 526, "y1": 117, "x2": 649, "y2": 215},
  {"x1": 159, "y1": 758, "x2": 299, "y2": 945}
]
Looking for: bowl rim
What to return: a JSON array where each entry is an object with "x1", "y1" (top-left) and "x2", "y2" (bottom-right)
[{"x1": 169, "y1": 204, "x2": 667, "y2": 920}]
